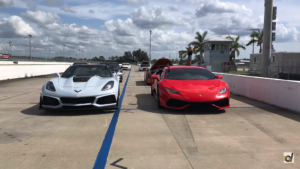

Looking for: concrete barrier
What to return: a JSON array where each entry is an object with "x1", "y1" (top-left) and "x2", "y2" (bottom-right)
[
  {"x1": 0, "y1": 65, "x2": 71, "y2": 81},
  {"x1": 214, "y1": 73, "x2": 300, "y2": 113},
  {"x1": 0, "y1": 61, "x2": 72, "y2": 65}
]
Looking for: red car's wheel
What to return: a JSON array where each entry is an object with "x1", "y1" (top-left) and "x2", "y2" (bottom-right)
[
  {"x1": 151, "y1": 80, "x2": 154, "y2": 96},
  {"x1": 156, "y1": 85, "x2": 163, "y2": 108}
]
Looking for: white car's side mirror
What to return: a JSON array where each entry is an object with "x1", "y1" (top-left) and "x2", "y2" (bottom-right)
[
  {"x1": 54, "y1": 73, "x2": 60, "y2": 77},
  {"x1": 117, "y1": 72, "x2": 123, "y2": 76}
]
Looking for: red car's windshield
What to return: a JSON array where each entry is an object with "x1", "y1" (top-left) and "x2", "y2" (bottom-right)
[{"x1": 164, "y1": 68, "x2": 218, "y2": 80}]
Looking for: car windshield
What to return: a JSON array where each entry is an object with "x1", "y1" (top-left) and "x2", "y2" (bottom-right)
[
  {"x1": 164, "y1": 68, "x2": 218, "y2": 80},
  {"x1": 61, "y1": 65, "x2": 112, "y2": 78},
  {"x1": 123, "y1": 63, "x2": 129, "y2": 65},
  {"x1": 108, "y1": 63, "x2": 120, "y2": 70}
]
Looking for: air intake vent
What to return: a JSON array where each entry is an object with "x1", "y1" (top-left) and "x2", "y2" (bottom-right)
[{"x1": 73, "y1": 76, "x2": 91, "y2": 82}]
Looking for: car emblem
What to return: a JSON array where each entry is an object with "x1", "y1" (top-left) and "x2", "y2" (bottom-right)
[
  {"x1": 199, "y1": 94, "x2": 202, "y2": 97},
  {"x1": 74, "y1": 90, "x2": 82, "y2": 93}
]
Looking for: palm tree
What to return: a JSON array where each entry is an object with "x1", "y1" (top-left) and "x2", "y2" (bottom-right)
[
  {"x1": 188, "y1": 31, "x2": 208, "y2": 61},
  {"x1": 246, "y1": 29, "x2": 263, "y2": 53},
  {"x1": 178, "y1": 47, "x2": 189, "y2": 64},
  {"x1": 226, "y1": 35, "x2": 246, "y2": 64}
]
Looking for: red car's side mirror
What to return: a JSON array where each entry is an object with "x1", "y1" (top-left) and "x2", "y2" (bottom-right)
[
  {"x1": 151, "y1": 75, "x2": 159, "y2": 80},
  {"x1": 217, "y1": 75, "x2": 223, "y2": 79}
]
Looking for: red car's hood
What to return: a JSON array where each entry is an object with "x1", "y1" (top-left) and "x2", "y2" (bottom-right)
[
  {"x1": 150, "y1": 58, "x2": 173, "y2": 70},
  {"x1": 165, "y1": 79, "x2": 220, "y2": 93}
]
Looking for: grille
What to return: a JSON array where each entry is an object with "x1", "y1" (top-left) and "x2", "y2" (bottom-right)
[
  {"x1": 60, "y1": 97, "x2": 95, "y2": 104},
  {"x1": 96, "y1": 95, "x2": 116, "y2": 104},
  {"x1": 43, "y1": 96, "x2": 60, "y2": 106},
  {"x1": 166, "y1": 98, "x2": 229, "y2": 109},
  {"x1": 62, "y1": 105, "x2": 95, "y2": 109}
]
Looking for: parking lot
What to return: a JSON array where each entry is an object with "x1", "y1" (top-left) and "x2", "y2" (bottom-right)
[{"x1": 0, "y1": 66, "x2": 300, "y2": 169}]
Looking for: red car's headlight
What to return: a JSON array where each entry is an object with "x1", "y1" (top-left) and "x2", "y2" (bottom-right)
[
  {"x1": 166, "y1": 87, "x2": 180, "y2": 94},
  {"x1": 218, "y1": 87, "x2": 227, "y2": 94}
]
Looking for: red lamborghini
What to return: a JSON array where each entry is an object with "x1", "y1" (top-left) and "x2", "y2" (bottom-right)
[{"x1": 151, "y1": 66, "x2": 230, "y2": 109}]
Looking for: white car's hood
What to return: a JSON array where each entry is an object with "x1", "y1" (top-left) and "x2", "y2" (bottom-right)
[{"x1": 58, "y1": 76, "x2": 115, "y2": 88}]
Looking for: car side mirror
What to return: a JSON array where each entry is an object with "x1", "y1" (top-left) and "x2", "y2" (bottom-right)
[
  {"x1": 117, "y1": 72, "x2": 123, "y2": 76},
  {"x1": 217, "y1": 75, "x2": 223, "y2": 79},
  {"x1": 151, "y1": 75, "x2": 159, "y2": 80},
  {"x1": 54, "y1": 72, "x2": 60, "y2": 77}
]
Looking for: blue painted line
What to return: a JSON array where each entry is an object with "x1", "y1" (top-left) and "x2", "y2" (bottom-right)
[{"x1": 93, "y1": 71, "x2": 131, "y2": 169}]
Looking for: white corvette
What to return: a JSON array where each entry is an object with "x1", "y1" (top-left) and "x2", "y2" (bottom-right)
[
  {"x1": 121, "y1": 63, "x2": 131, "y2": 70},
  {"x1": 39, "y1": 65, "x2": 122, "y2": 110}
]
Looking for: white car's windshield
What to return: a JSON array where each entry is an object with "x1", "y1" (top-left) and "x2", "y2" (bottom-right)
[{"x1": 62, "y1": 65, "x2": 112, "y2": 78}]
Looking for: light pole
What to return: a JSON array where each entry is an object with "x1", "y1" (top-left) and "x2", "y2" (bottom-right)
[
  {"x1": 150, "y1": 30, "x2": 152, "y2": 62},
  {"x1": 261, "y1": 0, "x2": 273, "y2": 77},
  {"x1": 176, "y1": 47, "x2": 178, "y2": 63},
  {"x1": 28, "y1": 35, "x2": 32, "y2": 60},
  {"x1": 63, "y1": 44, "x2": 65, "y2": 61},
  {"x1": 9, "y1": 41, "x2": 12, "y2": 56}
]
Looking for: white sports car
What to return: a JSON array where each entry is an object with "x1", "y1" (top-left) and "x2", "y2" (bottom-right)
[
  {"x1": 39, "y1": 64, "x2": 122, "y2": 110},
  {"x1": 121, "y1": 63, "x2": 131, "y2": 70}
]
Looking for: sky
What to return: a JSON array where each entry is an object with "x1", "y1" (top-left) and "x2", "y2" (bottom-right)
[{"x1": 0, "y1": 0, "x2": 299, "y2": 60}]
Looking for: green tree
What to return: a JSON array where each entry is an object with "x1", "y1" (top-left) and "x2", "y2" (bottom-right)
[
  {"x1": 99, "y1": 56, "x2": 105, "y2": 61},
  {"x1": 188, "y1": 31, "x2": 208, "y2": 61},
  {"x1": 123, "y1": 51, "x2": 134, "y2": 62},
  {"x1": 226, "y1": 35, "x2": 246, "y2": 64},
  {"x1": 133, "y1": 49, "x2": 149, "y2": 62},
  {"x1": 246, "y1": 29, "x2": 263, "y2": 53}
]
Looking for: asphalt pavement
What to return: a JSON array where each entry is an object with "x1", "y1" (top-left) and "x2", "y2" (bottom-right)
[{"x1": 0, "y1": 66, "x2": 300, "y2": 169}]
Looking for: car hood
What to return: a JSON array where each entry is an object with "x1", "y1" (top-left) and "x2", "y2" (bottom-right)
[
  {"x1": 57, "y1": 76, "x2": 114, "y2": 88},
  {"x1": 164, "y1": 79, "x2": 220, "y2": 93},
  {"x1": 150, "y1": 58, "x2": 173, "y2": 70}
]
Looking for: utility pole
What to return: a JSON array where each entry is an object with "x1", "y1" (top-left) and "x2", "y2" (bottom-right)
[
  {"x1": 63, "y1": 44, "x2": 65, "y2": 61},
  {"x1": 28, "y1": 35, "x2": 32, "y2": 60},
  {"x1": 9, "y1": 41, "x2": 12, "y2": 56},
  {"x1": 176, "y1": 47, "x2": 178, "y2": 63},
  {"x1": 261, "y1": 0, "x2": 273, "y2": 77},
  {"x1": 150, "y1": 30, "x2": 152, "y2": 63}
]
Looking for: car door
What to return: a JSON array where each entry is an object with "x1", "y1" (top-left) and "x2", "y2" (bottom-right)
[{"x1": 154, "y1": 68, "x2": 165, "y2": 98}]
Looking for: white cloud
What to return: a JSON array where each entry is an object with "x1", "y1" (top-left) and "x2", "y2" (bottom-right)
[
  {"x1": 195, "y1": 0, "x2": 252, "y2": 17},
  {"x1": 60, "y1": 4, "x2": 75, "y2": 13},
  {"x1": 88, "y1": 9, "x2": 94, "y2": 13},
  {"x1": 122, "y1": 0, "x2": 147, "y2": 5},
  {"x1": 0, "y1": 16, "x2": 37, "y2": 38},
  {"x1": 275, "y1": 23, "x2": 299, "y2": 42},
  {"x1": 169, "y1": 5, "x2": 180, "y2": 11},
  {"x1": 0, "y1": 0, "x2": 13, "y2": 6},
  {"x1": 130, "y1": 6, "x2": 180, "y2": 29},
  {"x1": 22, "y1": 10, "x2": 60, "y2": 25},
  {"x1": 44, "y1": 0, "x2": 61, "y2": 7}
]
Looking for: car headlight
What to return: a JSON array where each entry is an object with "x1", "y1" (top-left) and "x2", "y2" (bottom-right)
[
  {"x1": 102, "y1": 81, "x2": 114, "y2": 91},
  {"x1": 166, "y1": 87, "x2": 180, "y2": 94},
  {"x1": 46, "y1": 81, "x2": 56, "y2": 92},
  {"x1": 219, "y1": 87, "x2": 227, "y2": 94}
]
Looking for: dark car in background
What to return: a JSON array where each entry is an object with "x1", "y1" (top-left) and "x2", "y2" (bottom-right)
[{"x1": 106, "y1": 62, "x2": 123, "y2": 82}]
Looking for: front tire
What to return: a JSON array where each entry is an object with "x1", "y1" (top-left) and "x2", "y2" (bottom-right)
[
  {"x1": 151, "y1": 82, "x2": 154, "y2": 96},
  {"x1": 156, "y1": 85, "x2": 163, "y2": 109}
]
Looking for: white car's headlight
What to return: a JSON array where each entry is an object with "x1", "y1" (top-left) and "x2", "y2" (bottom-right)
[
  {"x1": 46, "y1": 81, "x2": 56, "y2": 92},
  {"x1": 166, "y1": 87, "x2": 180, "y2": 94},
  {"x1": 219, "y1": 87, "x2": 227, "y2": 94},
  {"x1": 102, "y1": 81, "x2": 114, "y2": 91}
]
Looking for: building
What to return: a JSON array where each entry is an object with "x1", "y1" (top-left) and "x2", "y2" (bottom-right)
[
  {"x1": 250, "y1": 52, "x2": 300, "y2": 78},
  {"x1": 202, "y1": 37, "x2": 233, "y2": 72}
]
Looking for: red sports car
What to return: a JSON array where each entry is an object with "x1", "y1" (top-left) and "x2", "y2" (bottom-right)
[
  {"x1": 151, "y1": 66, "x2": 230, "y2": 109},
  {"x1": 144, "y1": 58, "x2": 173, "y2": 85}
]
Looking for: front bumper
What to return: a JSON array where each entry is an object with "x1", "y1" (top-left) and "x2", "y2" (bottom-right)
[
  {"x1": 160, "y1": 90, "x2": 230, "y2": 109},
  {"x1": 40, "y1": 93, "x2": 118, "y2": 110}
]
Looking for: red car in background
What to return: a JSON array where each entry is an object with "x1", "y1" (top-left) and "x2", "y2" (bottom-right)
[
  {"x1": 151, "y1": 66, "x2": 230, "y2": 109},
  {"x1": 0, "y1": 54, "x2": 10, "y2": 60},
  {"x1": 144, "y1": 58, "x2": 173, "y2": 85}
]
